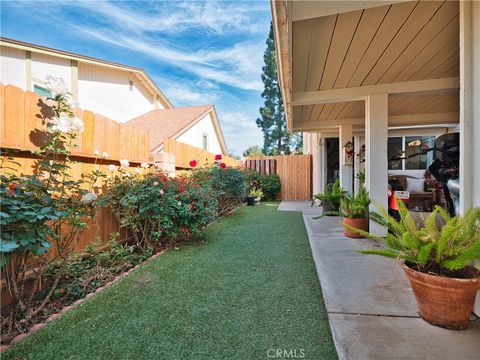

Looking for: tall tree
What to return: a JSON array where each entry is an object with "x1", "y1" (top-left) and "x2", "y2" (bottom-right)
[
  {"x1": 256, "y1": 23, "x2": 292, "y2": 155},
  {"x1": 243, "y1": 145, "x2": 264, "y2": 157}
]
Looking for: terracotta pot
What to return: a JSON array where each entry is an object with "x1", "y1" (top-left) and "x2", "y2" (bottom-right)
[
  {"x1": 403, "y1": 264, "x2": 480, "y2": 329},
  {"x1": 342, "y1": 217, "x2": 368, "y2": 238}
]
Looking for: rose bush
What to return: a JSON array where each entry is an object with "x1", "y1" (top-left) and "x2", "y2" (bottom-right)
[
  {"x1": 106, "y1": 172, "x2": 218, "y2": 249},
  {"x1": 0, "y1": 77, "x2": 102, "y2": 334}
]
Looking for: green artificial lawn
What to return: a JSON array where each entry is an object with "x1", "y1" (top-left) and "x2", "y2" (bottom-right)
[{"x1": 4, "y1": 203, "x2": 337, "y2": 360}]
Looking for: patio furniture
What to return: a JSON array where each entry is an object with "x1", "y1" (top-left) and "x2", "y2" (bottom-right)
[{"x1": 388, "y1": 175, "x2": 435, "y2": 212}]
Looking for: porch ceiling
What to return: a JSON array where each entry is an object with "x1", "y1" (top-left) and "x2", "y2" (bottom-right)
[{"x1": 272, "y1": 0, "x2": 460, "y2": 131}]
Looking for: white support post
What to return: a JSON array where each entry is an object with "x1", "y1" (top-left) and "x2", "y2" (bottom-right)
[
  {"x1": 460, "y1": 0, "x2": 480, "y2": 317},
  {"x1": 311, "y1": 132, "x2": 322, "y2": 195},
  {"x1": 339, "y1": 124, "x2": 353, "y2": 194},
  {"x1": 353, "y1": 135, "x2": 361, "y2": 194},
  {"x1": 365, "y1": 94, "x2": 389, "y2": 235},
  {"x1": 320, "y1": 135, "x2": 327, "y2": 194}
]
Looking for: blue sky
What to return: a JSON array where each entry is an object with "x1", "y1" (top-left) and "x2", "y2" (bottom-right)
[{"x1": 1, "y1": 0, "x2": 272, "y2": 155}]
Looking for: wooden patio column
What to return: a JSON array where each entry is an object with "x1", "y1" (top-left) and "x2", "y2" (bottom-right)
[
  {"x1": 339, "y1": 124, "x2": 353, "y2": 194},
  {"x1": 365, "y1": 94, "x2": 388, "y2": 235}
]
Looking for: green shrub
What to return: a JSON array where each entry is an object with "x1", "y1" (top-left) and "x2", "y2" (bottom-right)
[
  {"x1": 106, "y1": 173, "x2": 218, "y2": 249},
  {"x1": 244, "y1": 169, "x2": 261, "y2": 193},
  {"x1": 259, "y1": 174, "x2": 281, "y2": 201},
  {"x1": 208, "y1": 166, "x2": 246, "y2": 214}
]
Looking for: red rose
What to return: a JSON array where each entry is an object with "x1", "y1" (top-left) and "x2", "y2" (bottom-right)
[
  {"x1": 7, "y1": 183, "x2": 17, "y2": 190},
  {"x1": 189, "y1": 160, "x2": 198, "y2": 168},
  {"x1": 59, "y1": 288, "x2": 65, "y2": 294},
  {"x1": 214, "y1": 154, "x2": 222, "y2": 160},
  {"x1": 219, "y1": 163, "x2": 227, "y2": 169}
]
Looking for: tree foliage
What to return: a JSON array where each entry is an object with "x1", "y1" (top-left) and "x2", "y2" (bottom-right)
[
  {"x1": 243, "y1": 145, "x2": 265, "y2": 157},
  {"x1": 257, "y1": 23, "x2": 299, "y2": 155}
]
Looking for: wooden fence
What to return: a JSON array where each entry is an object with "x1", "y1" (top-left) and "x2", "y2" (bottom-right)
[
  {"x1": 0, "y1": 83, "x2": 153, "y2": 251},
  {"x1": 243, "y1": 155, "x2": 312, "y2": 200},
  {"x1": 163, "y1": 138, "x2": 239, "y2": 169}
]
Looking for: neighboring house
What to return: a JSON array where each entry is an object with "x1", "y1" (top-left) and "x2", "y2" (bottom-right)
[
  {"x1": 0, "y1": 37, "x2": 229, "y2": 157},
  {"x1": 0, "y1": 37, "x2": 172, "y2": 122},
  {"x1": 126, "y1": 105, "x2": 228, "y2": 155}
]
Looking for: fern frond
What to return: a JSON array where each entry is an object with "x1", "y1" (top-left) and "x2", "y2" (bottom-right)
[{"x1": 441, "y1": 238, "x2": 480, "y2": 270}]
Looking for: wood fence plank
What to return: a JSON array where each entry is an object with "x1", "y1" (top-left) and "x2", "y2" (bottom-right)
[{"x1": 4, "y1": 85, "x2": 25, "y2": 148}]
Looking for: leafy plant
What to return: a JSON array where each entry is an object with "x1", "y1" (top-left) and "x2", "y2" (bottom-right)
[
  {"x1": 259, "y1": 174, "x2": 281, "y2": 201},
  {"x1": 0, "y1": 78, "x2": 101, "y2": 331},
  {"x1": 340, "y1": 187, "x2": 370, "y2": 218},
  {"x1": 349, "y1": 199, "x2": 480, "y2": 276},
  {"x1": 106, "y1": 172, "x2": 218, "y2": 249},
  {"x1": 249, "y1": 187, "x2": 264, "y2": 199},
  {"x1": 312, "y1": 179, "x2": 347, "y2": 211}
]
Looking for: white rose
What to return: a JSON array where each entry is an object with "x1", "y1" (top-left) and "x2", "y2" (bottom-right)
[
  {"x1": 177, "y1": 201, "x2": 182, "y2": 206},
  {"x1": 141, "y1": 162, "x2": 149, "y2": 169},
  {"x1": 159, "y1": 189, "x2": 165, "y2": 195},
  {"x1": 153, "y1": 181, "x2": 159, "y2": 186},
  {"x1": 45, "y1": 75, "x2": 68, "y2": 95},
  {"x1": 81, "y1": 192, "x2": 97, "y2": 204},
  {"x1": 134, "y1": 168, "x2": 142, "y2": 174},
  {"x1": 102, "y1": 152, "x2": 109, "y2": 158},
  {"x1": 49, "y1": 114, "x2": 72, "y2": 133},
  {"x1": 119, "y1": 159, "x2": 130, "y2": 168},
  {"x1": 71, "y1": 117, "x2": 84, "y2": 133},
  {"x1": 108, "y1": 165, "x2": 117, "y2": 173}
]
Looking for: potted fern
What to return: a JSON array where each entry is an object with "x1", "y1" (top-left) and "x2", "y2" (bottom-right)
[
  {"x1": 341, "y1": 188, "x2": 370, "y2": 238},
  {"x1": 348, "y1": 200, "x2": 480, "y2": 329},
  {"x1": 312, "y1": 179, "x2": 347, "y2": 213}
]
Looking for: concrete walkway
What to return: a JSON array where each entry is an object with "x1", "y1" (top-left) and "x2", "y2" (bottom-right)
[{"x1": 279, "y1": 201, "x2": 480, "y2": 360}]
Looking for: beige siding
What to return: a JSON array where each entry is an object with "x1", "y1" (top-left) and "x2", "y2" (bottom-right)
[
  {"x1": 78, "y1": 63, "x2": 161, "y2": 122},
  {"x1": 31, "y1": 52, "x2": 72, "y2": 90},
  {"x1": 0, "y1": 46, "x2": 26, "y2": 89}
]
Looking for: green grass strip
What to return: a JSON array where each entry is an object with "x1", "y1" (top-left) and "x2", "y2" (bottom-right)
[{"x1": 4, "y1": 203, "x2": 337, "y2": 360}]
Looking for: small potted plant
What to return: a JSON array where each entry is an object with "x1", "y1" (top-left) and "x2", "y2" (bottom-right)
[
  {"x1": 246, "y1": 188, "x2": 258, "y2": 206},
  {"x1": 349, "y1": 200, "x2": 480, "y2": 329},
  {"x1": 340, "y1": 188, "x2": 370, "y2": 238},
  {"x1": 249, "y1": 187, "x2": 264, "y2": 203},
  {"x1": 311, "y1": 179, "x2": 346, "y2": 214}
]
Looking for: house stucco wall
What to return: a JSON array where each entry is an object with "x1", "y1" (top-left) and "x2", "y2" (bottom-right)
[
  {"x1": 0, "y1": 45, "x2": 162, "y2": 122},
  {"x1": 175, "y1": 112, "x2": 223, "y2": 155}
]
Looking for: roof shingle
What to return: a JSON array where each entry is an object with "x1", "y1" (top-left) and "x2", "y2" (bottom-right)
[{"x1": 126, "y1": 105, "x2": 213, "y2": 152}]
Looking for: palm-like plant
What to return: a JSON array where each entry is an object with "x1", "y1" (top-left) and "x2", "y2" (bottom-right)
[
  {"x1": 312, "y1": 179, "x2": 347, "y2": 211},
  {"x1": 340, "y1": 187, "x2": 370, "y2": 218},
  {"x1": 349, "y1": 198, "x2": 480, "y2": 275}
]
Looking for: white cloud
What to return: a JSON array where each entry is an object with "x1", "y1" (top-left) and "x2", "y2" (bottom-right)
[
  {"x1": 158, "y1": 78, "x2": 219, "y2": 106},
  {"x1": 73, "y1": 0, "x2": 268, "y2": 35},
  {"x1": 218, "y1": 110, "x2": 263, "y2": 155},
  {"x1": 74, "y1": 26, "x2": 264, "y2": 91}
]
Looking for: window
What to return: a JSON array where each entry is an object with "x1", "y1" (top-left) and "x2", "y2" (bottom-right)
[
  {"x1": 129, "y1": 80, "x2": 134, "y2": 91},
  {"x1": 388, "y1": 136, "x2": 436, "y2": 170},
  {"x1": 202, "y1": 133, "x2": 208, "y2": 151},
  {"x1": 405, "y1": 136, "x2": 435, "y2": 170},
  {"x1": 388, "y1": 137, "x2": 403, "y2": 170},
  {"x1": 33, "y1": 84, "x2": 52, "y2": 98}
]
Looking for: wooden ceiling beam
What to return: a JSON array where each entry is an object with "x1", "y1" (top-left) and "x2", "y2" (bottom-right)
[{"x1": 292, "y1": 77, "x2": 459, "y2": 106}]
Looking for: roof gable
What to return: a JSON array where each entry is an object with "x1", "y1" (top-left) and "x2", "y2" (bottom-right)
[{"x1": 126, "y1": 105, "x2": 228, "y2": 154}]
